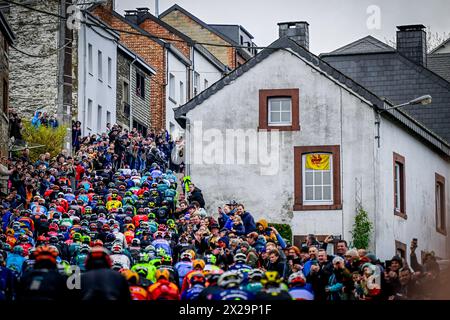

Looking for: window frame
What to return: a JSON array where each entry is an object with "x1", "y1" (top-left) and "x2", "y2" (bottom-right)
[
  {"x1": 193, "y1": 72, "x2": 200, "y2": 96},
  {"x1": 97, "y1": 50, "x2": 103, "y2": 82},
  {"x1": 135, "y1": 70, "x2": 145, "y2": 100},
  {"x1": 294, "y1": 145, "x2": 342, "y2": 211},
  {"x1": 179, "y1": 81, "x2": 184, "y2": 105},
  {"x1": 88, "y1": 43, "x2": 93, "y2": 75},
  {"x1": 107, "y1": 57, "x2": 112, "y2": 87},
  {"x1": 268, "y1": 97, "x2": 292, "y2": 127},
  {"x1": 435, "y1": 173, "x2": 447, "y2": 235},
  {"x1": 302, "y1": 153, "x2": 333, "y2": 205},
  {"x1": 169, "y1": 73, "x2": 176, "y2": 103},
  {"x1": 393, "y1": 152, "x2": 407, "y2": 219},
  {"x1": 259, "y1": 89, "x2": 300, "y2": 131}
]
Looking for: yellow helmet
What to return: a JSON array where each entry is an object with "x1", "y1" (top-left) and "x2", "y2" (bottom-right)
[
  {"x1": 155, "y1": 268, "x2": 171, "y2": 281},
  {"x1": 121, "y1": 269, "x2": 140, "y2": 284},
  {"x1": 261, "y1": 271, "x2": 282, "y2": 286}
]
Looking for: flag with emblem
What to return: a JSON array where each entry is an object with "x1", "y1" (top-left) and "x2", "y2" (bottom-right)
[{"x1": 306, "y1": 154, "x2": 330, "y2": 170}]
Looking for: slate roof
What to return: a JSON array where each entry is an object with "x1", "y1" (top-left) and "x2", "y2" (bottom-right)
[
  {"x1": 430, "y1": 36, "x2": 450, "y2": 54},
  {"x1": 427, "y1": 53, "x2": 450, "y2": 82},
  {"x1": 174, "y1": 37, "x2": 450, "y2": 158},
  {"x1": 321, "y1": 35, "x2": 450, "y2": 143},
  {"x1": 323, "y1": 35, "x2": 395, "y2": 56}
]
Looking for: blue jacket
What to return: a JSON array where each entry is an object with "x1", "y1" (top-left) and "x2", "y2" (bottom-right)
[
  {"x1": 241, "y1": 212, "x2": 257, "y2": 234},
  {"x1": 231, "y1": 223, "x2": 246, "y2": 236}
]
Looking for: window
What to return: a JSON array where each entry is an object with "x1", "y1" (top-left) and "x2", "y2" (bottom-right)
[
  {"x1": 3, "y1": 79, "x2": 8, "y2": 114},
  {"x1": 268, "y1": 97, "x2": 292, "y2": 126},
  {"x1": 88, "y1": 43, "x2": 93, "y2": 74},
  {"x1": 107, "y1": 57, "x2": 112, "y2": 86},
  {"x1": 194, "y1": 72, "x2": 200, "y2": 96},
  {"x1": 106, "y1": 111, "x2": 111, "y2": 126},
  {"x1": 136, "y1": 71, "x2": 145, "y2": 99},
  {"x1": 302, "y1": 153, "x2": 333, "y2": 204},
  {"x1": 294, "y1": 145, "x2": 341, "y2": 211},
  {"x1": 240, "y1": 35, "x2": 244, "y2": 45},
  {"x1": 179, "y1": 81, "x2": 184, "y2": 104},
  {"x1": 395, "y1": 240, "x2": 407, "y2": 261},
  {"x1": 97, "y1": 105, "x2": 102, "y2": 133},
  {"x1": 169, "y1": 73, "x2": 176, "y2": 102},
  {"x1": 123, "y1": 81, "x2": 130, "y2": 104},
  {"x1": 204, "y1": 79, "x2": 209, "y2": 90},
  {"x1": 259, "y1": 89, "x2": 300, "y2": 131},
  {"x1": 436, "y1": 173, "x2": 446, "y2": 235},
  {"x1": 87, "y1": 99, "x2": 93, "y2": 128},
  {"x1": 98, "y1": 50, "x2": 103, "y2": 81},
  {"x1": 393, "y1": 152, "x2": 406, "y2": 219},
  {"x1": 132, "y1": 119, "x2": 147, "y2": 136}
]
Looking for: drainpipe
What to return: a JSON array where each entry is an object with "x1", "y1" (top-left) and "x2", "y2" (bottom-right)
[
  {"x1": 129, "y1": 57, "x2": 137, "y2": 130},
  {"x1": 178, "y1": 115, "x2": 191, "y2": 176},
  {"x1": 82, "y1": 14, "x2": 87, "y2": 136}
]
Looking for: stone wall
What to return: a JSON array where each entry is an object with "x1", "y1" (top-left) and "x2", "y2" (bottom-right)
[
  {"x1": 0, "y1": 29, "x2": 9, "y2": 157},
  {"x1": 6, "y1": 0, "x2": 60, "y2": 118},
  {"x1": 116, "y1": 51, "x2": 130, "y2": 128}
]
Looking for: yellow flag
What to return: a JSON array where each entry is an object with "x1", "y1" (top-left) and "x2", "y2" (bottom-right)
[{"x1": 306, "y1": 154, "x2": 330, "y2": 170}]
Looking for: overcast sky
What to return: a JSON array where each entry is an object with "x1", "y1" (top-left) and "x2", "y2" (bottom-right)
[{"x1": 115, "y1": 0, "x2": 450, "y2": 54}]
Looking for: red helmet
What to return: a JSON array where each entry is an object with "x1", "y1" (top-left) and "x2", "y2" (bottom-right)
[
  {"x1": 85, "y1": 247, "x2": 112, "y2": 270},
  {"x1": 189, "y1": 272, "x2": 206, "y2": 286},
  {"x1": 48, "y1": 223, "x2": 59, "y2": 232}
]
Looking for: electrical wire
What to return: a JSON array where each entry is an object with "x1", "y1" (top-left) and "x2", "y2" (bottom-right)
[{"x1": 2, "y1": 0, "x2": 274, "y2": 51}]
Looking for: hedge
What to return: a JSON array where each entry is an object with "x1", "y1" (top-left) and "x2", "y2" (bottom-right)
[{"x1": 269, "y1": 223, "x2": 293, "y2": 245}]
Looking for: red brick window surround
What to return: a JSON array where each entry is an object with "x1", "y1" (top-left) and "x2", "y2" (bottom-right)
[
  {"x1": 259, "y1": 89, "x2": 300, "y2": 131},
  {"x1": 435, "y1": 173, "x2": 447, "y2": 235},
  {"x1": 294, "y1": 145, "x2": 342, "y2": 211},
  {"x1": 393, "y1": 152, "x2": 406, "y2": 219}
]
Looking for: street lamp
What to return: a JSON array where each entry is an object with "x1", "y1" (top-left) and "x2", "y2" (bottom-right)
[{"x1": 380, "y1": 95, "x2": 432, "y2": 113}]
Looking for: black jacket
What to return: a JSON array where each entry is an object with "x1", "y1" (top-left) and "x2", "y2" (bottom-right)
[
  {"x1": 188, "y1": 188, "x2": 205, "y2": 208},
  {"x1": 80, "y1": 268, "x2": 131, "y2": 301}
]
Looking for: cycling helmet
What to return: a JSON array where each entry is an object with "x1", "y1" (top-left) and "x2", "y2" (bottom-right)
[
  {"x1": 79, "y1": 244, "x2": 90, "y2": 254},
  {"x1": 111, "y1": 243, "x2": 123, "y2": 254},
  {"x1": 93, "y1": 239, "x2": 104, "y2": 247},
  {"x1": 34, "y1": 245, "x2": 59, "y2": 265},
  {"x1": 155, "y1": 268, "x2": 170, "y2": 281},
  {"x1": 153, "y1": 231, "x2": 164, "y2": 240},
  {"x1": 218, "y1": 271, "x2": 243, "y2": 289},
  {"x1": 148, "y1": 212, "x2": 156, "y2": 220},
  {"x1": 131, "y1": 238, "x2": 141, "y2": 247},
  {"x1": 189, "y1": 272, "x2": 206, "y2": 286},
  {"x1": 12, "y1": 246, "x2": 24, "y2": 255},
  {"x1": 167, "y1": 219, "x2": 175, "y2": 228},
  {"x1": 121, "y1": 269, "x2": 139, "y2": 285},
  {"x1": 85, "y1": 247, "x2": 112, "y2": 270},
  {"x1": 161, "y1": 255, "x2": 173, "y2": 266},
  {"x1": 261, "y1": 271, "x2": 283, "y2": 287},
  {"x1": 156, "y1": 247, "x2": 166, "y2": 257},
  {"x1": 105, "y1": 233, "x2": 116, "y2": 243},
  {"x1": 205, "y1": 254, "x2": 217, "y2": 265},
  {"x1": 248, "y1": 269, "x2": 265, "y2": 282},
  {"x1": 234, "y1": 253, "x2": 247, "y2": 264},
  {"x1": 288, "y1": 272, "x2": 307, "y2": 287},
  {"x1": 180, "y1": 252, "x2": 193, "y2": 262},
  {"x1": 192, "y1": 259, "x2": 205, "y2": 270}
]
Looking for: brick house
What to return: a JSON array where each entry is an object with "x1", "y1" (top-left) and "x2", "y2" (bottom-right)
[
  {"x1": 91, "y1": 2, "x2": 227, "y2": 134},
  {"x1": 159, "y1": 4, "x2": 256, "y2": 70},
  {"x1": 0, "y1": 9, "x2": 14, "y2": 157}
]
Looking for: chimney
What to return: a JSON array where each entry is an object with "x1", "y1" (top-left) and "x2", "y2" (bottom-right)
[
  {"x1": 278, "y1": 21, "x2": 309, "y2": 50},
  {"x1": 124, "y1": 7, "x2": 150, "y2": 25},
  {"x1": 102, "y1": 0, "x2": 115, "y2": 12},
  {"x1": 396, "y1": 24, "x2": 427, "y2": 66}
]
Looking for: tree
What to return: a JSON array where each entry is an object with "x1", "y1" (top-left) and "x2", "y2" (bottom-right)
[
  {"x1": 384, "y1": 27, "x2": 450, "y2": 53},
  {"x1": 350, "y1": 207, "x2": 373, "y2": 250},
  {"x1": 21, "y1": 121, "x2": 67, "y2": 162}
]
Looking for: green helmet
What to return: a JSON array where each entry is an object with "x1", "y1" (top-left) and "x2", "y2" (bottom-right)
[
  {"x1": 72, "y1": 232, "x2": 82, "y2": 241},
  {"x1": 156, "y1": 247, "x2": 166, "y2": 257},
  {"x1": 205, "y1": 254, "x2": 217, "y2": 265}
]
